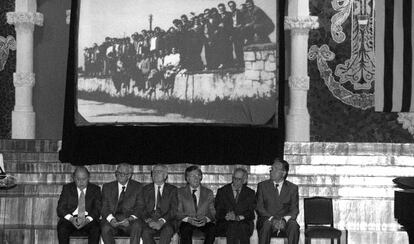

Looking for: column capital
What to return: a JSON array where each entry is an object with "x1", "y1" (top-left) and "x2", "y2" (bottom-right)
[
  {"x1": 284, "y1": 16, "x2": 319, "y2": 30},
  {"x1": 6, "y1": 12, "x2": 43, "y2": 27},
  {"x1": 13, "y1": 72, "x2": 35, "y2": 87},
  {"x1": 289, "y1": 76, "x2": 310, "y2": 90}
]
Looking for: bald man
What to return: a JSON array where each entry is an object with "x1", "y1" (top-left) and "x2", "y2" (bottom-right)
[{"x1": 57, "y1": 166, "x2": 102, "y2": 244}]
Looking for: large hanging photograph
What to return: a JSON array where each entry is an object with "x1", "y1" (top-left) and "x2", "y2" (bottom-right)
[
  {"x1": 75, "y1": 0, "x2": 277, "y2": 125},
  {"x1": 60, "y1": 0, "x2": 283, "y2": 165}
]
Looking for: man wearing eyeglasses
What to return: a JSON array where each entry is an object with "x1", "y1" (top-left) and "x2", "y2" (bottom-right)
[
  {"x1": 140, "y1": 165, "x2": 178, "y2": 244},
  {"x1": 256, "y1": 159, "x2": 300, "y2": 244},
  {"x1": 101, "y1": 163, "x2": 143, "y2": 244},
  {"x1": 215, "y1": 168, "x2": 256, "y2": 244}
]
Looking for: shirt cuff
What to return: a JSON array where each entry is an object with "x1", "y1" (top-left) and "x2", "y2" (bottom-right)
[
  {"x1": 86, "y1": 216, "x2": 93, "y2": 222},
  {"x1": 107, "y1": 214, "x2": 115, "y2": 223},
  {"x1": 129, "y1": 215, "x2": 137, "y2": 220},
  {"x1": 64, "y1": 214, "x2": 73, "y2": 221},
  {"x1": 205, "y1": 217, "x2": 211, "y2": 223},
  {"x1": 159, "y1": 218, "x2": 166, "y2": 223},
  {"x1": 182, "y1": 217, "x2": 189, "y2": 222},
  {"x1": 268, "y1": 216, "x2": 274, "y2": 222},
  {"x1": 284, "y1": 216, "x2": 291, "y2": 222},
  {"x1": 238, "y1": 215, "x2": 245, "y2": 220}
]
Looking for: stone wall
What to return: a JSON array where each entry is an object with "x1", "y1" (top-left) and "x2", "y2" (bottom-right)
[
  {"x1": 243, "y1": 43, "x2": 277, "y2": 86},
  {"x1": 79, "y1": 43, "x2": 278, "y2": 105}
]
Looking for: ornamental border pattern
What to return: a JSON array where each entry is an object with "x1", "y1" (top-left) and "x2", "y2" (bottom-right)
[
  {"x1": 6, "y1": 12, "x2": 44, "y2": 27},
  {"x1": 284, "y1": 16, "x2": 319, "y2": 30},
  {"x1": 13, "y1": 72, "x2": 35, "y2": 87},
  {"x1": 289, "y1": 76, "x2": 310, "y2": 90}
]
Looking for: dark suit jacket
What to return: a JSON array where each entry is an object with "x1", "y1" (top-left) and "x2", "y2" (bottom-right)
[
  {"x1": 177, "y1": 184, "x2": 215, "y2": 222},
  {"x1": 140, "y1": 183, "x2": 178, "y2": 224},
  {"x1": 256, "y1": 179, "x2": 299, "y2": 230},
  {"x1": 215, "y1": 184, "x2": 256, "y2": 222},
  {"x1": 231, "y1": 9, "x2": 245, "y2": 27},
  {"x1": 101, "y1": 179, "x2": 143, "y2": 221},
  {"x1": 57, "y1": 182, "x2": 102, "y2": 221},
  {"x1": 245, "y1": 6, "x2": 275, "y2": 35}
]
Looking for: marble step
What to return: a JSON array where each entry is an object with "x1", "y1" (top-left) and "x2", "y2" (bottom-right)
[
  {"x1": 284, "y1": 142, "x2": 414, "y2": 156},
  {"x1": 3, "y1": 159, "x2": 412, "y2": 178},
  {"x1": 0, "y1": 139, "x2": 60, "y2": 153},
  {"x1": 1, "y1": 171, "x2": 398, "y2": 187}
]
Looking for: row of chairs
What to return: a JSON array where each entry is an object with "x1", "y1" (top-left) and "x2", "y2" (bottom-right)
[{"x1": 70, "y1": 197, "x2": 347, "y2": 244}]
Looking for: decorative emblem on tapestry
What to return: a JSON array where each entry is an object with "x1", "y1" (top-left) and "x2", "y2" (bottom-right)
[
  {"x1": 308, "y1": 0, "x2": 374, "y2": 110},
  {"x1": 0, "y1": 35, "x2": 16, "y2": 72}
]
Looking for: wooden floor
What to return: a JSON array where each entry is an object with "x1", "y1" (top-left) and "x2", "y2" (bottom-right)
[{"x1": 0, "y1": 140, "x2": 411, "y2": 243}]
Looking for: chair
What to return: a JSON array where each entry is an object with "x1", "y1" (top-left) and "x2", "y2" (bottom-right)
[{"x1": 304, "y1": 197, "x2": 342, "y2": 244}]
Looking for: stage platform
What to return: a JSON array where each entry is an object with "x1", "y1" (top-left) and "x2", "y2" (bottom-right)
[{"x1": 0, "y1": 140, "x2": 410, "y2": 243}]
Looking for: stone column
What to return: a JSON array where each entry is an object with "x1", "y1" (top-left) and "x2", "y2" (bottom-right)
[
  {"x1": 6, "y1": 0, "x2": 43, "y2": 139},
  {"x1": 284, "y1": 0, "x2": 318, "y2": 141}
]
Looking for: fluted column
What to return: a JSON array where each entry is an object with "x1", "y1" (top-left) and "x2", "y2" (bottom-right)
[
  {"x1": 284, "y1": 0, "x2": 318, "y2": 142},
  {"x1": 6, "y1": 0, "x2": 43, "y2": 139}
]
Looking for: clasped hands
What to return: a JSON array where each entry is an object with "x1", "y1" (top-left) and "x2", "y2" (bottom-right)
[
  {"x1": 69, "y1": 216, "x2": 90, "y2": 229},
  {"x1": 188, "y1": 216, "x2": 208, "y2": 227},
  {"x1": 270, "y1": 218, "x2": 287, "y2": 233},
  {"x1": 145, "y1": 218, "x2": 165, "y2": 230},
  {"x1": 225, "y1": 211, "x2": 241, "y2": 221},
  {"x1": 110, "y1": 217, "x2": 134, "y2": 228}
]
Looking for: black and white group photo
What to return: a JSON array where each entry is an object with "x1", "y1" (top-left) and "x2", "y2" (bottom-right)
[{"x1": 76, "y1": 0, "x2": 277, "y2": 125}]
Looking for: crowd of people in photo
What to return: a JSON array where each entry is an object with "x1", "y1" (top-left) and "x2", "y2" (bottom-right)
[
  {"x1": 81, "y1": 0, "x2": 275, "y2": 97},
  {"x1": 57, "y1": 159, "x2": 300, "y2": 244}
]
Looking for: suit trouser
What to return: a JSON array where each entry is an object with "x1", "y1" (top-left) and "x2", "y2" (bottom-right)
[
  {"x1": 231, "y1": 30, "x2": 245, "y2": 65},
  {"x1": 258, "y1": 219, "x2": 300, "y2": 244},
  {"x1": 142, "y1": 222, "x2": 175, "y2": 244},
  {"x1": 216, "y1": 220, "x2": 252, "y2": 244},
  {"x1": 100, "y1": 219, "x2": 142, "y2": 244},
  {"x1": 179, "y1": 222, "x2": 215, "y2": 244},
  {"x1": 57, "y1": 218, "x2": 100, "y2": 244}
]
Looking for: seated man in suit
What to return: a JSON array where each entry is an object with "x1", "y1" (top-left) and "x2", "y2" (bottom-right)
[
  {"x1": 101, "y1": 163, "x2": 143, "y2": 244},
  {"x1": 140, "y1": 165, "x2": 178, "y2": 244},
  {"x1": 256, "y1": 159, "x2": 300, "y2": 244},
  {"x1": 57, "y1": 166, "x2": 102, "y2": 244},
  {"x1": 177, "y1": 166, "x2": 216, "y2": 244},
  {"x1": 215, "y1": 168, "x2": 256, "y2": 244}
]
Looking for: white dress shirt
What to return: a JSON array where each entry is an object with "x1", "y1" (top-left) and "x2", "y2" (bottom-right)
[
  {"x1": 64, "y1": 187, "x2": 93, "y2": 222},
  {"x1": 107, "y1": 181, "x2": 138, "y2": 222}
]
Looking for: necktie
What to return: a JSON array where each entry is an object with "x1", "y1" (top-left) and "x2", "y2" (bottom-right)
[
  {"x1": 78, "y1": 190, "x2": 86, "y2": 219},
  {"x1": 156, "y1": 186, "x2": 162, "y2": 210},
  {"x1": 115, "y1": 186, "x2": 126, "y2": 218},
  {"x1": 275, "y1": 184, "x2": 280, "y2": 197},
  {"x1": 235, "y1": 189, "x2": 240, "y2": 203},
  {"x1": 192, "y1": 189, "x2": 198, "y2": 212}
]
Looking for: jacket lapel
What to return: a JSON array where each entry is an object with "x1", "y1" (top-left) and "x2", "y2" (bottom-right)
[
  {"x1": 113, "y1": 182, "x2": 119, "y2": 208},
  {"x1": 279, "y1": 181, "x2": 289, "y2": 200},
  {"x1": 226, "y1": 184, "x2": 236, "y2": 206},
  {"x1": 71, "y1": 183, "x2": 78, "y2": 206},
  {"x1": 186, "y1": 185, "x2": 197, "y2": 212},
  {"x1": 149, "y1": 184, "x2": 155, "y2": 209}
]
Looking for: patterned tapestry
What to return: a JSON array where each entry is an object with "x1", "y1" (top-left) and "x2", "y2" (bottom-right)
[
  {"x1": 0, "y1": 0, "x2": 15, "y2": 138},
  {"x1": 308, "y1": 0, "x2": 413, "y2": 142}
]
